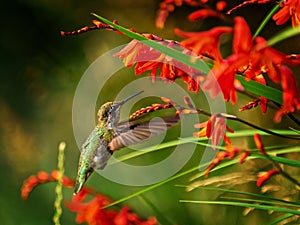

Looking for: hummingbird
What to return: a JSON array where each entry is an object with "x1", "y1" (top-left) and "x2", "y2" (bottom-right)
[{"x1": 74, "y1": 91, "x2": 179, "y2": 194}]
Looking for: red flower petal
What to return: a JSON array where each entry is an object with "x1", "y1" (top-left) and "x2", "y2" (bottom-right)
[
  {"x1": 233, "y1": 17, "x2": 252, "y2": 54},
  {"x1": 253, "y1": 133, "x2": 266, "y2": 155},
  {"x1": 256, "y1": 169, "x2": 280, "y2": 187},
  {"x1": 274, "y1": 66, "x2": 300, "y2": 122},
  {"x1": 188, "y1": 9, "x2": 223, "y2": 21}
]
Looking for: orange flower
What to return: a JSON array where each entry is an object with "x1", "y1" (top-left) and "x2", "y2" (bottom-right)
[
  {"x1": 273, "y1": 0, "x2": 300, "y2": 27},
  {"x1": 203, "y1": 16, "x2": 299, "y2": 119},
  {"x1": 21, "y1": 170, "x2": 74, "y2": 200},
  {"x1": 202, "y1": 54, "x2": 249, "y2": 104},
  {"x1": 175, "y1": 26, "x2": 233, "y2": 62},
  {"x1": 204, "y1": 151, "x2": 229, "y2": 177},
  {"x1": 194, "y1": 114, "x2": 234, "y2": 149},
  {"x1": 204, "y1": 145, "x2": 245, "y2": 176},
  {"x1": 274, "y1": 66, "x2": 300, "y2": 122},
  {"x1": 155, "y1": 0, "x2": 203, "y2": 28},
  {"x1": 22, "y1": 171, "x2": 158, "y2": 225},
  {"x1": 65, "y1": 189, "x2": 157, "y2": 225},
  {"x1": 115, "y1": 34, "x2": 204, "y2": 93}
]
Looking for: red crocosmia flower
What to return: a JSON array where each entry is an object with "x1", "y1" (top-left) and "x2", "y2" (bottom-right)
[
  {"x1": 256, "y1": 169, "x2": 280, "y2": 187},
  {"x1": 174, "y1": 26, "x2": 233, "y2": 62},
  {"x1": 188, "y1": 9, "x2": 224, "y2": 21},
  {"x1": 272, "y1": 0, "x2": 300, "y2": 27},
  {"x1": 22, "y1": 171, "x2": 157, "y2": 225},
  {"x1": 155, "y1": 0, "x2": 205, "y2": 28},
  {"x1": 204, "y1": 151, "x2": 229, "y2": 176},
  {"x1": 66, "y1": 192, "x2": 116, "y2": 225},
  {"x1": 203, "y1": 54, "x2": 249, "y2": 104},
  {"x1": 203, "y1": 16, "x2": 299, "y2": 119},
  {"x1": 115, "y1": 34, "x2": 203, "y2": 93},
  {"x1": 114, "y1": 207, "x2": 157, "y2": 225},
  {"x1": 21, "y1": 170, "x2": 74, "y2": 200},
  {"x1": 194, "y1": 114, "x2": 234, "y2": 149},
  {"x1": 66, "y1": 190, "x2": 157, "y2": 225},
  {"x1": 232, "y1": 17, "x2": 252, "y2": 54},
  {"x1": 274, "y1": 66, "x2": 300, "y2": 122}
]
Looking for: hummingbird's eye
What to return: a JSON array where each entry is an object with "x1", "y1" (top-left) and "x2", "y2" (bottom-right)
[{"x1": 110, "y1": 105, "x2": 117, "y2": 111}]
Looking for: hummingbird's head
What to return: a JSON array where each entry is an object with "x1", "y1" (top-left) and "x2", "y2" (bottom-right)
[
  {"x1": 97, "y1": 91, "x2": 144, "y2": 127},
  {"x1": 97, "y1": 102, "x2": 114, "y2": 122}
]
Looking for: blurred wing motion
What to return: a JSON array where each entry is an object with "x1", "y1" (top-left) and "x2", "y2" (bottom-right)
[{"x1": 109, "y1": 117, "x2": 179, "y2": 151}]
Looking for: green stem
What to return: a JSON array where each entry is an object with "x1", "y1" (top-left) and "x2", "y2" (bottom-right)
[
  {"x1": 253, "y1": 4, "x2": 280, "y2": 38},
  {"x1": 191, "y1": 109, "x2": 300, "y2": 140},
  {"x1": 216, "y1": 113, "x2": 300, "y2": 140},
  {"x1": 53, "y1": 142, "x2": 66, "y2": 225}
]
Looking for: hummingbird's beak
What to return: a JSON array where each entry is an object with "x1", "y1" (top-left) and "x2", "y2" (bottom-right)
[
  {"x1": 114, "y1": 90, "x2": 144, "y2": 107},
  {"x1": 108, "y1": 91, "x2": 144, "y2": 129}
]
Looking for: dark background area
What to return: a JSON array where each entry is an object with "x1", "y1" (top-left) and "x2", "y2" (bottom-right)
[{"x1": 1, "y1": 1, "x2": 299, "y2": 225}]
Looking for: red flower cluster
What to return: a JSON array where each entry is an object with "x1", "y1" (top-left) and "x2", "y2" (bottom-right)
[
  {"x1": 66, "y1": 189, "x2": 157, "y2": 225},
  {"x1": 273, "y1": 0, "x2": 300, "y2": 27},
  {"x1": 114, "y1": 34, "x2": 204, "y2": 93},
  {"x1": 174, "y1": 26, "x2": 232, "y2": 63},
  {"x1": 156, "y1": 0, "x2": 227, "y2": 28},
  {"x1": 204, "y1": 145, "x2": 250, "y2": 176},
  {"x1": 21, "y1": 171, "x2": 158, "y2": 225},
  {"x1": 227, "y1": 0, "x2": 300, "y2": 27},
  {"x1": 204, "y1": 133, "x2": 284, "y2": 187},
  {"x1": 201, "y1": 17, "x2": 300, "y2": 120},
  {"x1": 21, "y1": 170, "x2": 74, "y2": 200},
  {"x1": 129, "y1": 101, "x2": 174, "y2": 121}
]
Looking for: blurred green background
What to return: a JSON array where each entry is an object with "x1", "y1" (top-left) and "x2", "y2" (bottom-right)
[{"x1": 1, "y1": 1, "x2": 299, "y2": 225}]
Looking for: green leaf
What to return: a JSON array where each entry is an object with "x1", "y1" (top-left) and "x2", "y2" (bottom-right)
[
  {"x1": 111, "y1": 130, "x2": 300, "y2": 167},
  {"x1": 268, "y1": 26, "x2": 300, "y2": 46},
  {"x1": 179, "y1": 200, "x2": 300, "y2": 215},
  {"x1": 235, "y1": 76, "x2": 282, "y2": 104},
  {"x1": 177, "y1": 186, "x2": 300, "y2": 207},
  {"x1": 266, "y1": 214, "x2": 295, "y2": 225},
  {"x1": 253, "y1": 4, "x2": 280, "y2": 38}
]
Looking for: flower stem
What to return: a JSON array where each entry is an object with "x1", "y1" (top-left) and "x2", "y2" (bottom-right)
[
  {"x1": 253, "y1": 4, "x2": 280, "y2": 38},
  {"x1": 53, "y1": 142, "x2": 66, "y2": 225},
  {"x1": 217, "y1": 113, "x2": 300, "y2": 140}
]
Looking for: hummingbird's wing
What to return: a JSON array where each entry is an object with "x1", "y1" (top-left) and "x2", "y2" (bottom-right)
[{"x1": 109, "y1": 117, "x2": 179, "y2": 151}]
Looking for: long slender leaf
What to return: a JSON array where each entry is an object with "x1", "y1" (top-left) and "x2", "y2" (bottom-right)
[
  {"x1": 179, "y1": 200, "x2": 300, "y2": 215},
  {"x1": 221, "y1": 196, "x2": 300, "y2": 208},
  {"x1": 105, "y1": 129, "x2": 300, "y2": 207},
  {"x1": 104, "y1": 165, "x2": 201, "y2": 208},
  {"x1": 268, "y1": 26, "x2": 300, "y2": 46},
  {"x1": 112, "y1": 130, "x2": 300, "y2": 166},
  {"x1": 267, "y1": 214, "x2": 295, "y2": 225},
  {"x1": 253, "y1": 4, "x2": 280, "y2": 38},
  {"x1": 176, "y1": 186, "x2": 300, "y2": 207}
]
